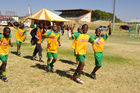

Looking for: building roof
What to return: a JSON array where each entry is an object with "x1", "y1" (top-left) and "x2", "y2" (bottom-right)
[
  {"x1": 28, "y1": 8, "x2": 69, "y2": 22},
  {"x1": 55, "y1": 9, "x2": 92, "y2": 12}
]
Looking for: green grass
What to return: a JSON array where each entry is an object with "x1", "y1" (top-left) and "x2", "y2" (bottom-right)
[{"x1": 0, "y1": 25, "x2": 140, "y2": 93}]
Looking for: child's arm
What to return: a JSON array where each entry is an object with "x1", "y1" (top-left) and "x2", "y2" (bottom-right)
[
  {"x1": 10, "y1": 21, "x2": 16, "y2": 29},
  {"x1": 9, "y1": 40, "x2": 13, "y2": 47},
  {"x1": 71, "y1": 24, "x2": 76, "y2": 34},
  {"x1": 108, "y1": 25, "x2": 111, "y2": 36},
  {"x1": 23, "y1": 29, "x2": 27, "y2": 42},
  {"x1": 58, "y1": 40, "x2": 61, "y2": 46}
]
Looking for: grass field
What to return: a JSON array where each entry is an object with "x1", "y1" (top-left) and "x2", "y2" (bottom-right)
[{"x1": 0, "y1": 24, "x2": 140, "y2": 93}]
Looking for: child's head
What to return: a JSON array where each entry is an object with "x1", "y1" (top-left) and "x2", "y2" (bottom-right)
[
  {"x1": 95, "y1": 28, "x2": 101, "y2": 36},
  {"x1": 39, "y1": 23, "x2": 43, "y2": 29},
  {"x1": 82, "y1": 24, "x2": 88, "y2": 34},
  {"x1": 77, "y1": 26, "x2": 82, "y2": 33},
  {"x1": 53, "y1": 23, "x2": 58, "y2": 32},
  {"x1": 3, "y1": 27, "x2": 11, "y2": 38},
  {"x1": 19, "y1": 23, "x2": 24, "y2": 29}
]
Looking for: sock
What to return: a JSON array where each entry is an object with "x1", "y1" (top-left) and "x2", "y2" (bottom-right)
[
  {"x1": 76, "y1": 74, "x2": 81, "y2": 78},
  {"x1": 39, "y1": 56, "x2": 42, "y2": 60},
  {"x1": 17, "y1": 50, "x2": 20, "y2": 54},
  {"x1": 47, "y1": 60, "x2": 50, "y2": 68},
  {"x1": 2, "y1": 71, "x2": 6, "y2": 77},
  {"x1": 50, "y1": 60, "x2": 55, "y2": 67}
]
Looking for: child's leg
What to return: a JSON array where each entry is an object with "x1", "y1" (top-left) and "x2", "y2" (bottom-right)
[
  {"x1": 37, "y1": 44, "x2": 42, "y2": 61},
  {"x1": 1, "y1": 61, "x2": 7, "y2": 77},
  {"x1": 46, "y1": 52, "x2": 52, "y2": 69},
  {"x1": 17, "y1": 43, "x2": 21, "y2": 54},
  {"x1": 73, "y1": 55, "x2": 85, "y2": 78},
  {"x1": 74, "y1": 62, "x2": 84, "y2": 77},
  {"x1": 33, "y1": 44, "x2": 38, "y2": 57},
  {"x1": 50, "y1": 53, "x2": 57, "y2": 69},
  {"x1": 91, "y1": 52, "x2": 103, "y2": 79}
]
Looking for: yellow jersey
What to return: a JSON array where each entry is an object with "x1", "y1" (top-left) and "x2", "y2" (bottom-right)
[
  {"x1": 92, "y1": 34, "x2": 109, "y2": 53},
  {"x1": 45, "y1": 31, "x2": 60, "y2": 53},
  {"x1": 0, "y1": 34, "x2": 11, "y2": 55},
  {"x1": 15, "y1": 27, "x2": 27, "y2": 42},
  {"x1": 71, "y1": 33, "x2": 94, "y2": 55}
]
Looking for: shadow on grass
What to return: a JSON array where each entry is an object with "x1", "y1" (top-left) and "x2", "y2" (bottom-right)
[
  {"x1": 69, "y1": 68, "x2": 91, "y2": 78},
  {"x1": 10, "y1": 51, "x2": 17, "y2": 56},
  {"x1": 31, "y1": 64, "x2": 46, "y2": 71},
  {"x1": 55, "y1": 70, "x2": 72, "y2": 79},
  {"x1": 23, "y1": 55, "x2": 33, "y2": 60},
  {"x1": 59, "y1": 59, "x2": 76, "y2": 65}
]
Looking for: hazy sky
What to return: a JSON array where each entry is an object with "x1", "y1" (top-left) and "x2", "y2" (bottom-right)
[{"x1": 0, "y1": 0, "x2": 139, "y2": 21}]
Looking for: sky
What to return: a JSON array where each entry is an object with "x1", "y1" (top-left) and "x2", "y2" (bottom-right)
[{"x1": 0, "y1": 0, "x2": 139, "y2": 21}]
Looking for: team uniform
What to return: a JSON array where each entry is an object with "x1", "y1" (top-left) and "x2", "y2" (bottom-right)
[
  {"x1": 45, "y1": 31, "x2": 60, "y2": 59},
  {"x1": 71, "y1": 32, "x2": 79, "y2": 57},
  {"x1": 92, "y1": 34, "x2": 109, "y2": 66},
  {"x1": 71, "y1": 32, "x2": 94, "y2": 62},
  {"x1": 0, "y1": 34, "x2": 11, "y2": 78},
  {"x1": 15, "y1": 26, "x2": 27, "y2": 45}
]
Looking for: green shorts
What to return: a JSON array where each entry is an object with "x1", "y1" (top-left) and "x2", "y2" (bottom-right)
[
  {"x1": 94, "y1": 52, "x2": 103, "y2": 67},
  {"x1": 0, "y1": 55, "x2": 8, "y2": 62},
  {"x1": 16, "y1": 40, "x2": 22, "y2": 45},
  {"x1": 47, "y1": 52, "x2": 57, "y2": 59},
  {"x1": 74, "y1": 50, "x2": 77, "y2": 57},
  {"x1": 76, "y1": 55, "x2": 86, "y2": 62}
]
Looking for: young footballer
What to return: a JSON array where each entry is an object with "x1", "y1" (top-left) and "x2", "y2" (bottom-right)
[
  {"x1": 43, "y1": 24, "x2": 61, "y2": 72},
  {"x1": 11, "y1": 21, "x2": 27, "y2": 56},
  {"x1": 68, "y1": 25, "x2": 82, "y2": 64},
  {"x1": 0, "y1": 27, "x2": 13, "y2": 82},
  {"x1": 68, "y1": 24, "x2": 94, "y2": 84},
  {"x1": 90, "y1": 25, "x2": 111, "y2": 79}
]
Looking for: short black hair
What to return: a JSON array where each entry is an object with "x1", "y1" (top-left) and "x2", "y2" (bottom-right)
[
  {"x1": 3, "y1": 26, "x2": 11, "y2": 33},
  {"x1": 82, "y1": 24, "x2": 88, "y2": 29}
]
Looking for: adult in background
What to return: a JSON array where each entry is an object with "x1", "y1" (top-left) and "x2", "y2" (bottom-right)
[{"x1": 32, "y1": 23, "x2": 45, "y2": 62}]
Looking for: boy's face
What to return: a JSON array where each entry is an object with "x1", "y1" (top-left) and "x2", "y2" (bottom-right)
[
  {"x1": 4, "y1": 29, "x2": 11, "y2": 38},
  {"x1": 95, "y1": 29, "x2": 101, "y2": 36},
  {"x1": 53, "y1": 24, "x2": 58, "y2": 32},
  {"x1": 19, "y1": 23, "x2": 24, "y2": 29},
  {"x1": 40, "y1": 24, "x2": 43, "y2": 29},
  {"x1": 78, "y1": 29, "x2": 82, "y2": 33},
  {"x1": 82, "y1": 25, "x2": 88, "y2": 34}
]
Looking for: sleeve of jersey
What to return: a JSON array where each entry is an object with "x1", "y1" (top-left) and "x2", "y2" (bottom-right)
[
  {"x1": 103, "y1": 34, "x2": 108, "y2": 40},
  {"x1": 24, "y1": 29, "x2": 27, "y2": 36},
  {"x1": 0, "y1": 34, "x2": 2, "y2": 39},
  {"x1": 45, "y1": 31, "x2": 52, "y2": 36},
  {"x1": 88, "y1": 34, "x2": 95, "y2": 43},
  {"x1": 16, "y1": 26, "x2": 19, "y2": 30},
  {"x1": 58, "y1": 33, "x2": 61, "y2": 41},
  {"x1": 71, "y1": 34, "x2": 75, "y2": 40}
]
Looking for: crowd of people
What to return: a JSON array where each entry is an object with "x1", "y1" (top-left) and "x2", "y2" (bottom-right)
[{"x1": 0, "y1": 22, "x2": 111, "y2": 84}]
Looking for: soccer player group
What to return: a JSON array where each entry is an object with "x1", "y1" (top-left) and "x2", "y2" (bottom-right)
[{"x1": 0, "y1": 22, "x2": 111, "y2": 84}]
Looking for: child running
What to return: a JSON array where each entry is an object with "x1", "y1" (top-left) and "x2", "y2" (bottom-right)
[
  {"x1": 68, "y1": 24, "x2": 94, "y2": 84},
  {"x1": 43, "y1": 23, "x2": 61, "y2": 72},
  {"x1": 11, "y1": 21, "x2": 27, "y2": 56},
  {"x1": 68, "y1": 25, "x2": 82, "y2": 64},
  {"x1": 90, "y1": 25, "x2": 111, "y2": 79},
  {"x1": 0, "y1": 27, "x2": 13, "y2": 82}
]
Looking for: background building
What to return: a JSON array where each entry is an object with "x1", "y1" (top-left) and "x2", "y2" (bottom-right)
[{"x1": 55, "y1": 9, "x2": 92, "y2": 22}]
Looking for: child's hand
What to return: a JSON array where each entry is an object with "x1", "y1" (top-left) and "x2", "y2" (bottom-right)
[
  {"x1": 108, "y1": 25, "x2": 111, "y2": 28},
  {"x1": 101, "y1": 33, "x2": 104, "y2": 37},
  {"x1": 23, "y1": 38, "x2": 26, "y2": 42},
  {"x1": 59, "y1": 43, "x2": 61, "y2": 46},
  {"x1": 10, "y1": 44, "x2": 13, "y2": 47}
]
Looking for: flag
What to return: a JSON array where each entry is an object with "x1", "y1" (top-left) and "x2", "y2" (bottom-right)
[{"x1": 28, "y1": 4, "x2": 31, "y2": 15}]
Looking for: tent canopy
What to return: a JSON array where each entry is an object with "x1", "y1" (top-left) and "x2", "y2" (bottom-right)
[{"x1": 29, "y1": 8, "x2": 69, "y2": 22}]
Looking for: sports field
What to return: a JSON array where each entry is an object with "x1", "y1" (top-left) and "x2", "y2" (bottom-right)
[{"x1": 0, "y1": 24, "x2": 140, "y2": 93}]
